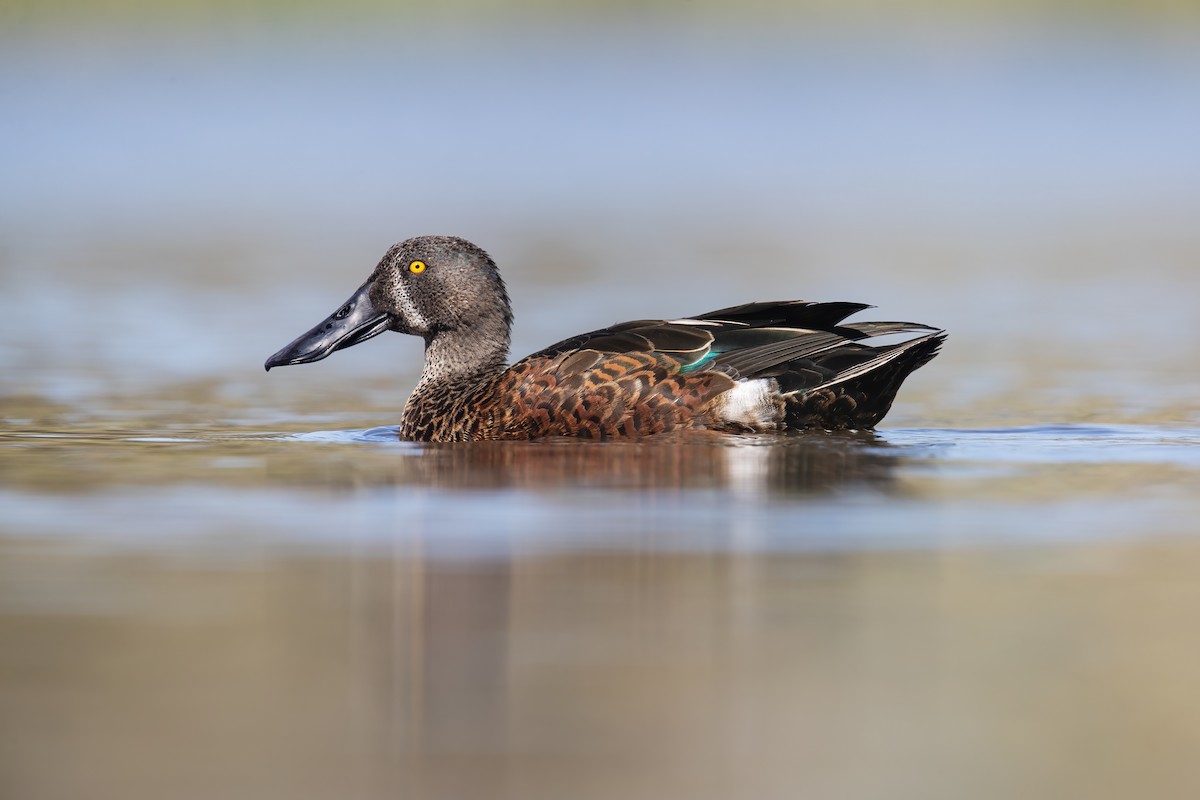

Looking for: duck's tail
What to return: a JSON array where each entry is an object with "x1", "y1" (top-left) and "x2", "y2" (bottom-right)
[
  {"x1": 780, "y1": 329, "x2": 946, "y2": 429},
  {"x1": 691, "y1": 301, "x2": 945, "y2": 430}
]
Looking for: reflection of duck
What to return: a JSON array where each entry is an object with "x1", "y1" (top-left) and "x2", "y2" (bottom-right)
[
  {"x1": 398, "y1": 433, "x2": 902, "y2": 496},
  {"x1": 266, "y1": 236, "x2": 944, "y2": 442}
]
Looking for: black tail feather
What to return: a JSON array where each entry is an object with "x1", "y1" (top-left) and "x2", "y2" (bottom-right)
[{"x1": 783, "y1": 332, "x2": 946, "y2": 429}]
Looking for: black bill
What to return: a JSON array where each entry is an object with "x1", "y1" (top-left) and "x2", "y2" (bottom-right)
[{"x1": 264, "y1": 282, "x2": 391, "y2": 371}]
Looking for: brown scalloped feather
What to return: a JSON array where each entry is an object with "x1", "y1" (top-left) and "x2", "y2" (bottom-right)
[{"x1": 401, "y1": 350, "x2": 738, "y2": 441}]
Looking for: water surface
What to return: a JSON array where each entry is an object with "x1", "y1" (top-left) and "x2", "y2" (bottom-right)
[{"x1": 3, "y1": 12, "x2": 1200, "y2": 800}]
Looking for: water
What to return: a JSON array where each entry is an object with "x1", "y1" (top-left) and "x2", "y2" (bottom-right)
[{"x1": 3, "y1": 11, "x2": 1200, "y2": 800}]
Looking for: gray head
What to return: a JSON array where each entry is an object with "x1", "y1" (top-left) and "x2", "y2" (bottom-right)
[{"x1": 265, "y1": 235, "x2": 513, "y2": 372}]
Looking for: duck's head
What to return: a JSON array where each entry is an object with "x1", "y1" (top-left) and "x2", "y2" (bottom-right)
[{"x1": 265, "y1": 235, "x2": 512, "y2": 371}]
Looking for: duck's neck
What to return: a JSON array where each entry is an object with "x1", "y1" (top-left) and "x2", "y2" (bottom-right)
[{"x1": 414, "y1": 317, "x2": 510, "y2": 392}]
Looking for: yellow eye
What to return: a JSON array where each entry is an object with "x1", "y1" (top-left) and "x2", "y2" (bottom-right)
[{"x1": 409, "y1": 260, "x2": 426, "y2": 274}]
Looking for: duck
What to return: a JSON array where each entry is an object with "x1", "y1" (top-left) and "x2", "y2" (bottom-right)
[{"x1": 265, "y1": 235, "x2": 945, "y2": 442}]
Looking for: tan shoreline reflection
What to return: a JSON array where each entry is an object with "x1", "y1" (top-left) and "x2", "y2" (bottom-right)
[{"x1": 6, "y1": 540, "x2": 1200, "y2": 800}]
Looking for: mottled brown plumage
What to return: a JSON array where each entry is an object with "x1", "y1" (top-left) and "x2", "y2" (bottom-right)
[
  {"x1": 265, "y1": 235, "x2": 945, "y2": 441},
  {"x1": 399, "y1": 351, "x2": 736, "y2": 441}
]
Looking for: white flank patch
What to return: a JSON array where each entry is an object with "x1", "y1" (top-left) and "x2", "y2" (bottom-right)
[{"x1": 720, "y1": 379, "x2": 779, "y2": 426}]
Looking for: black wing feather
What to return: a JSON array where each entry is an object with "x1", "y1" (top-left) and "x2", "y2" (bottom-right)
[{"x1": 526, "y1": 301, "x2": 943, "y2": 395}]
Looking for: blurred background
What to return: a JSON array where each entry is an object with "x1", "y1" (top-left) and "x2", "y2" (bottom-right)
[
  {"x1": 2, "y1": 2, "x2": 1200, "y2": 799},
  {"x1": 4, "y1": 0, "x2": 1199, "y2": 420}
]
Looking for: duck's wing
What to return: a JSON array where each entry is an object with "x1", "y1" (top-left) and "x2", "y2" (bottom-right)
[
  {"x1": 507, "y1": 301, "x2": 944, "y2": 434},
  {"x1": 526, "y1": 301, "x2": 871, "y2": 367},
  {"x1": 529, "y1": 300, "x2": 940, "y2": 382},
  {"x1": 526, "y1": 319, "x2": 718, "y2": 369}
]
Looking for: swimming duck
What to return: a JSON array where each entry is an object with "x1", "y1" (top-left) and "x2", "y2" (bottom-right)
[{"x1": 265, "y1": 235, "x2": 944, "y2": 441}]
